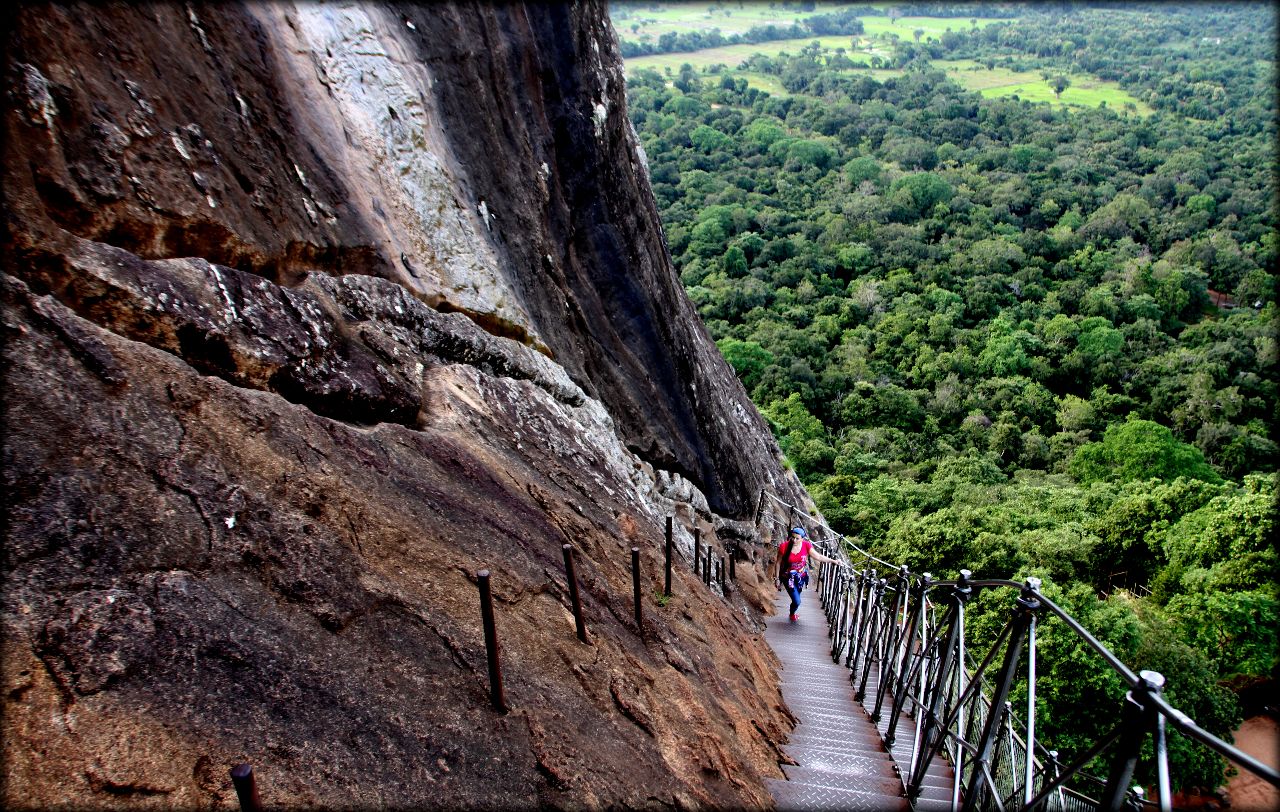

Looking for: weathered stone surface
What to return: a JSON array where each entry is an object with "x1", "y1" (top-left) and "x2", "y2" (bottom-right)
[{"x1": 2, "y1": 2, "x2": 817, "y2": 808}]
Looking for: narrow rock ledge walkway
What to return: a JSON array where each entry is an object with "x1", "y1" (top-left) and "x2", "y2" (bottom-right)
[{"x1": 763, "y1": 585, "x2": 910, "y2": 811}]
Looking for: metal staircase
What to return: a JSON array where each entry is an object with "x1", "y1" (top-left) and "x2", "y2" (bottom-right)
[
  {"x1": 765, "y1": 587, "x2": 916, "y2": 811},
  {"x1": 755, "y1": 491, "x2": 1280, "y2": 811}
]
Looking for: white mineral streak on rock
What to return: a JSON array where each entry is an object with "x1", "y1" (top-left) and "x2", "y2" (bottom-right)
[
  {"x1": 287, "y1": 3, "x2": 536, "y2": 339},
  {"x1": 631, "y1": 122, "x2": 649, "y2": 178},
  {"x1": 186, "y1": 6, "x2": 214, "y2": 54},
  {"x1": 593, "y1": 101, "x2": 608, "y2": 139},
  {"x1": 171, "y1": 133, "x2": 191, "y2": 161},
  {"x1": 18, "y1": 63, "x2": 57, "y2": 130}
]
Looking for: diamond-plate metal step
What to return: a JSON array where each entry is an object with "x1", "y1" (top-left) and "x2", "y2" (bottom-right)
[
  {"x1": 784, "y1": 745, "x2": 896, "y2": 776},
  {"x1": 789, "y1": 730, "x2": 885, "y2": 752},
  {"x1": 767, "y1": 778, "x2": 911, "y2": 812},
  {"x1": 765, "y1": 591, "x2": 910, "y2": 810},
  {"x1": 781, "y1": 765, "x2": 905, "y2": 797}
]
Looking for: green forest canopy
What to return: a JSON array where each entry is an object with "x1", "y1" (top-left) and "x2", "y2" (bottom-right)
[{"x1": 616, "y1": 0, "x2": 1277, "y2": 792}]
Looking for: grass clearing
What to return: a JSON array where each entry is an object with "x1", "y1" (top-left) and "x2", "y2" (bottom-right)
[
  {"x1": 625, "y1": 35, "x2": 880, "y2": 75},
  {"x1": 614, "y1": 3, "x2": 1004, "y2": 42},
  {"x1": 617, "y1": 5, "x2": 1146, "y2": 115},
  {"x1": 858, "y1": 15, "x2": 1002, "y2": 39},
  {"x1": 615, "y1": 2, "x2": 867, "y2": 39},
  {"x1": 731, "y1": 71, "x2": 792, "y2": 97},
  {"x1": 935, "y1": 60, "x2": 1154, "y2": 114}
]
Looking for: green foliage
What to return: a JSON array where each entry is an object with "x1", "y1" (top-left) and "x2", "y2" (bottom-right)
[
  {"x1": 689, "y1": 123, "x2": 732, "y2": 153},
  {"x1": 889, "y1": 172, "x2": 954, "y2": 219},
  {"x1": 1069, "y1": 419, "x2": 1223, "y2": 486},
  {"x1": 717, "y1": 337, "x2": 774, "y2": 391},
  {"x1": 624, "y1": 3, "x2": 1277, "y2": 791}
]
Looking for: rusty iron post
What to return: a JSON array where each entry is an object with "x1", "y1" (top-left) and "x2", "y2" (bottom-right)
[
  {"x1": 719, "y1": 556, "x2": 726, "y2": 590},
  {"x1": 229, "y1": 763, "x2": 263, "y2": 812},
  {"x1": 562, "y1": 544, "x2": 588, "y2": 644},
  {"x1": 704, "y1": 547, "x2": 712, "y2": 586},
  {"x1": 729, "y1": 544, "x2": 736, "y2": 580},
  {"x1": 476, "y1": 570, "x2": 507, "y2": 713},
  {"x1": 693, "y1": 527, "x2": 701, "y2": 575},
  {"x1": 631, "y1": 547, "x2": 642, "y2": 631},
  {"x1": 664, "y1": 516, "x2": 673, "y2": 597}
]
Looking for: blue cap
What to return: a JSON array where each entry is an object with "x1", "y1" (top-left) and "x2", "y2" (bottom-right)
[{"x1": 792, "y1": 527, "x2": 807, "y2": 537}]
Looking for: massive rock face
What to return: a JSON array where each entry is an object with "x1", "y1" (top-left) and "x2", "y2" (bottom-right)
[{"x1": 2, "y1": 1, "x2": 814, "y2": 808}]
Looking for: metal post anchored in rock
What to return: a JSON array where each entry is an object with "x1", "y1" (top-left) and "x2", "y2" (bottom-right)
[
  {"x1": 476, "y1": 570, "x2": 507, "y2": 713},
  {"x1": 704, "y1": 548, "x2": 712, "y2": 586},
  {"x1": 631, "y1": 547, "x2": 643, "y2": 632},
  {"x1": 664, "y1": 516, "x2": 673, "y2": 598},
  {"x1": 229, "y1": 763, "x2": 263, "y2": 812},
  {"x1": 693, "y1": 527, "x2": 701, "y2": 576},
  {"x1": 729, "y1": 544, "x2": 736, "y2": 580},
  {"x1": 562, "y1": 544, "x2": 588, "y2": 644}
]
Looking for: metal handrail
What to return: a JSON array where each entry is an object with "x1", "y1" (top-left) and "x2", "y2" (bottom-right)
[{"x1": 755, "y1": 490, "x2": 1280, "y2": 811}]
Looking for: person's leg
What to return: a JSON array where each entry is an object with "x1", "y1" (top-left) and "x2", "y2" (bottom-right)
[{"x1": 787, "y1": 580, "x2": 802, "y2": 618}]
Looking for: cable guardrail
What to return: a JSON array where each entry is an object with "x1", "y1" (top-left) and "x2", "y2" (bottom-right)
[{"x1": 755, "y1": 489, "x2": 1280, "y2": 812}]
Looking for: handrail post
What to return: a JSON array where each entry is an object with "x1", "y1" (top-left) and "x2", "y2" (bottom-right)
[
  {"x1": 477, "y1": 570, "x2": 508, "y2": 713},
  {"x1": 1024, "y1": 601, "x2": 1040, "y2": 807},
  {"x1": 1100, "y1": 670, "x2": 1167, "y2": 812},
  {"x1": 961, "y1": 577, "x2": 1040, "y2": 812},
  {"x1": 664, "y1": 516, "x2": 673, "y2": 597},
  {"x1": 871, "y1": 566, "x2": 910, "y2": 723},
  {"x1": 832, "y1": 567, "x2": 851, "y2": 662},
  {"x1": 908, "y1": 570, "x2": 969, "y2": 800},
  {"x1": 845, "y1": 568, "x2": 870, "y2": 669},
  {"x1": 1154, "y1": 701, "x2": 1173, "y2": 812},
  {"x1": 562, "y1": 544, "x2": 588, "y2": 644},
  {"x1": 886, "y1": 572, "x2": 931, "y2": 746},
  {"x1": 849, "y1": 568, "x2": 876, "y2": 680},
  {"x1": 856, "y1": 577, "x2": 887, "y2": 704},
  {"x1": 229, "y1": 763, "x2": 263, "y2": 812},
  {"x1": 631, "y1": 547, "x2": 643, "y2": 632}
]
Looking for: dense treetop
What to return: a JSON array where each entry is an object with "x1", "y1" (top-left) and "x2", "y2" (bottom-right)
[{"x1": 619, "y1": 0, "x2": 1276, "y2": 791}]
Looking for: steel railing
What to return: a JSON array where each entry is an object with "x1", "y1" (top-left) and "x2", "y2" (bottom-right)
[{"x1": 758, "y1": 490, "x2": 1280, "y2": 812}]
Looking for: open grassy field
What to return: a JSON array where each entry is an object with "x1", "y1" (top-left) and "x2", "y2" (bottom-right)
[
  {"x1": 614, "y1": 3, "x2": 1003, "y2": 42},
  {"x1": 859, "y1": 15, "x2": 1001, "y2": 39},
  {"x1": 624, "y1": 35, "x2": 883, "y2": 75},
  {"x1": 935, "y1": 60, "x2": 1155, "y2": 114},
  {"x1": 615, "y1": 2, "x2": 863, "y2": 39},
  {"x1": 617, "y1": 6, "x2": 1151, "y2": 116}
]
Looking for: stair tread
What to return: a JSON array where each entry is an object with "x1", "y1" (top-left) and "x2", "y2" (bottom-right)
[
  {"x1": 766, "y1": 778, "x2": 910, "y2": 811},
  {"x1": 765, "y1": 592, "x2": 934, "y2": 811}
]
